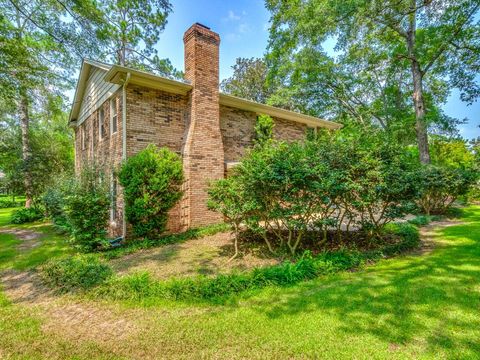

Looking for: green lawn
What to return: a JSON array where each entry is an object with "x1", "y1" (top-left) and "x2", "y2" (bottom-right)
[
  {"x1": 0, "y1": 208, "x2": 72, "y2": 270},
  {"x1": 0, "y1": 206, "x2": 479, "y2": 359}
]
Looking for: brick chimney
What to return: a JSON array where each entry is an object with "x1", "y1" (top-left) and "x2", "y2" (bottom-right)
[{"x1": 181, "y1": 23, "x2": 224, "y2": 228}]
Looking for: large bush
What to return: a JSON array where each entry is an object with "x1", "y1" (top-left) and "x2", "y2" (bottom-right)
[
  {"x1": 118, "y1": 144, "x2": 184, "y2": 239},
  {"x1": 415, "y1": 165, "x2": 477, "y2": 215},
  {"x1": 64, "y1": 164, "x2": 110, "y2": 251},
  {"x1": 209, "y1": 131, "x2": 417, "y2": 255},
  {"x1": 10, "y1": 207, "x2": 44, "y2": 224}
]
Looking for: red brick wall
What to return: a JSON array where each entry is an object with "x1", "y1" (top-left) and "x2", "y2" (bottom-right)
[{"x1": 220, "y1": 105, "x2": 309, "y2": 163}]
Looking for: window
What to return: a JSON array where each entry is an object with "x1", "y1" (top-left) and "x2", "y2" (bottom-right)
[
  {"x1": 110, "y1": 98, "x2": 118, "y2": 134},
  {"x1": 99, "y1": 107, "x2": 106, "y2": 139},
  {"x1": 81, "y1": 126, "x2": 86, "y2": 150},
  {"x1": 110, "y1": 175, "x2": 117, "y2": 221}
]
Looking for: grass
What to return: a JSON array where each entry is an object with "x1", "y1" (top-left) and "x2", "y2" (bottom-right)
[
  {"x1": 0, "y1": 208, "x2": 72, "y2": 270},
  {"x1": 0, "y1": 206, "x2": 479, "y2": 358}
]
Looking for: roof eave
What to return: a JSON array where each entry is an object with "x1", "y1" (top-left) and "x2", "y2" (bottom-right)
[
  {"x1": 104, "y1": 65, "x2": 192, "y2": 95},
  {"x1": 219, "y1": 93, "x2": 342, "y2": 130}
]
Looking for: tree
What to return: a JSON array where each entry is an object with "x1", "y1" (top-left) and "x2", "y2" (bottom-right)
[
  {"x1": 0, "y1": 0, "x2": 102, "y2": 207},
  {"x1": 221, "y1": 58, "x2": 272, "y2": 103},
  {"x1": 266, "y1": 0, "x2": 480, "y2": 163},
  {"x1": 95, "y1": 0, "x2": 180, "y2": 77},
  {"x1": 0, "y1": 94, "x2": 74, "y2": 203}
]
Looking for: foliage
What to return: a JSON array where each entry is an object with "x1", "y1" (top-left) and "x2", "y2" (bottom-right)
[
  {"x1": 220, "y1": 58, "x2": 272, "y2": 103},
  {"x1": 253, "y1": 114, "x2": 274, "y2": 147},
  {"x1": 94, "y1": 224, "x2": 419, "y2": 302},
  {"x1": 0, "y1": 96, "x2": 74, "y2": 205},
  {"x1": 265, "y1": 0, "x2": 480, "y2": 161},
  {"x1": 10, "y1": 207, "x2": 43, "y2": 224},
  {"x1": 430, "y1": 137, "x2": 476, "y2": 169},
  {"x1": 95, "y1": 0, "x2": 180, "y2": 77},
  {"x1": 415, "y1": 165, "x2": 478, "y2": 215},
  {"x1": 41, "y1": 255, "x2": 113, "y2": 293},
  {"x1": 64, "y1": 164, "x2": 110, "y2": 251},
  {"x1": 42, "y1": 176, "x2": 75, "y2": 231},
  {"x1": 118, "y1": 145, "x2": 184, "y2": 240},
  {"x1": 209, "y1": 130, "x2": 417, "y2": 254},
  {"x1": 0, "y1": 197, "x2": 23, "y2": 209}
]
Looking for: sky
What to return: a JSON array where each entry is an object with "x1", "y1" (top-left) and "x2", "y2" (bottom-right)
[{"x1": 155, "y1": 0, "x2": 479, "y2": 140}]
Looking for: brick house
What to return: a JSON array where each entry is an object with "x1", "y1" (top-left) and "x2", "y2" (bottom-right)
[{"x1": 69, "y1": 23, "x2": 340, "y2": 238}]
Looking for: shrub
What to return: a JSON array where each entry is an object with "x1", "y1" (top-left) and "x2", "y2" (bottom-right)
[
  {"x1": 0, "y1": 198, "x2": 23, "y2": 209},
  {"x1": 254, "y1": 114, "x2": 274, "y2": 146},
  {"x1": 41, "y1": 255, "x2": 113, "y2": 293},
  {"x1": 208, "y1": 131, "x2": 417, "y2": 255},
  {"x1": 10, "y1": 207, "x2": 44, "y2": 224},
  {"x1": 118, "y1": 144, "x2": 184, "y2": 239},
  {"x1": 64, "y1": 164, "x2": 110, "y2": 251},
  {"x1": 415, "y1": 165, "x2": 477, "y2": 215},
  {"x1": 42, "y1": 177, "x2": 74, "y2": 231}
]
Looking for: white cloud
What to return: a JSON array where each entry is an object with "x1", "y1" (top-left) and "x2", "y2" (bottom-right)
[{"x1": 224, "y1": 10, "x2": 241, "y2": 21}]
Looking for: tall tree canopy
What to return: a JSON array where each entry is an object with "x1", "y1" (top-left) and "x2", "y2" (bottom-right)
[
  {"x1": 96, "y1": 0, "x2": 180, "y2": 77},
  {"x1": 0, "y1": 0, "x2": 102, "y2": 206},
  {"x1": 0, "y1": 0, "x2": 179, "y2": 206},
  {"x1": 221, "y1": 57, "x2": 272, "y2": 103},
  {"x1": 266, "y1": 0, "x2": 480, "y2": 163}
]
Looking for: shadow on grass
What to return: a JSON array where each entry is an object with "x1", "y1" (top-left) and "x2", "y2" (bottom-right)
[{"x1": 246, "y1": 206, "x2": 480, "y2": 356}]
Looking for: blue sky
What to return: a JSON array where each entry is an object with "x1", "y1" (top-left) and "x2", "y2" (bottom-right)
[{"x1": 156, "y1": 0, "x2": 479, "y2": 140}]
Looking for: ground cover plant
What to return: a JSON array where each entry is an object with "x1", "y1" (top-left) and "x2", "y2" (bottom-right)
[{"x1": 40, "y1": 223, "x2": 419, "y2": 302}]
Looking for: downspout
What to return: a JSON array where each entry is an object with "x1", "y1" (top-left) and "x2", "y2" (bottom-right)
[{"x1": 121, "y1": 72, "x2": 131, "y2": 239}]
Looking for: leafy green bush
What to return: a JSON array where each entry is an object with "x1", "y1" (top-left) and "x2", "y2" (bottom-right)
[
  {"x1": 42, "y1": 178, "x2": 74, "y2": 231},
  {"x1": 41, "y1": 255, "x2": 113, "y2": 293},
  {"x1": 0, "y1": 198, "x2": 23, "y2": 208},
  {"x1": 64, "y1": 164, "x2": 110, "y2": 251},
  {"x1": 10, "y1": 207, "x2": 44, "y2": 224},
  {"x1": 254, "y1": 114, "x2": 274, "y2": 146},
  {"x1": 415, "y1": 165, "x2": 477, "y2": 215},
  {"x1": 209, "y1": 131, "x2": 417, "y2": 255},
  {"x1": 118, "y1": 144, "x2": 184, "y2": 239}
]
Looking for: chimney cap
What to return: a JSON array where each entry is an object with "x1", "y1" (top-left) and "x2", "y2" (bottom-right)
[{"x1": 195, "y1": 22, "x2": 210, "y2": 30}]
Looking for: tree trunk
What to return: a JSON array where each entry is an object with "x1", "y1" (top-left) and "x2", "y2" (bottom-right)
[
  {"x1": 407, "y1": 0, "x2": 430, "y2": 164},
  {"x1": 411, "y1": 60, "x2": 430, "y2": 164},
  {"x1": 19, "y1": 92, "x2": 33, "y2": 208}
]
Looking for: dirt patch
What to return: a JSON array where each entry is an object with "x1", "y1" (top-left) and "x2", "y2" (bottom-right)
[
  {"x1": 0, "y1": 269, "x2": 138, "y2": 344},
  {"x1": 111, "y1": 232, "x2": 279, "y2": 280},
  {"x1": 417, "y1": 218, "x2": 464, "y2": 255},
  {"x1": 0, "y1": 269, "x2": 52, "y2": 304},
  {"x1": 0, "y1": 228, "x2": 42, "y2": 251}
]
